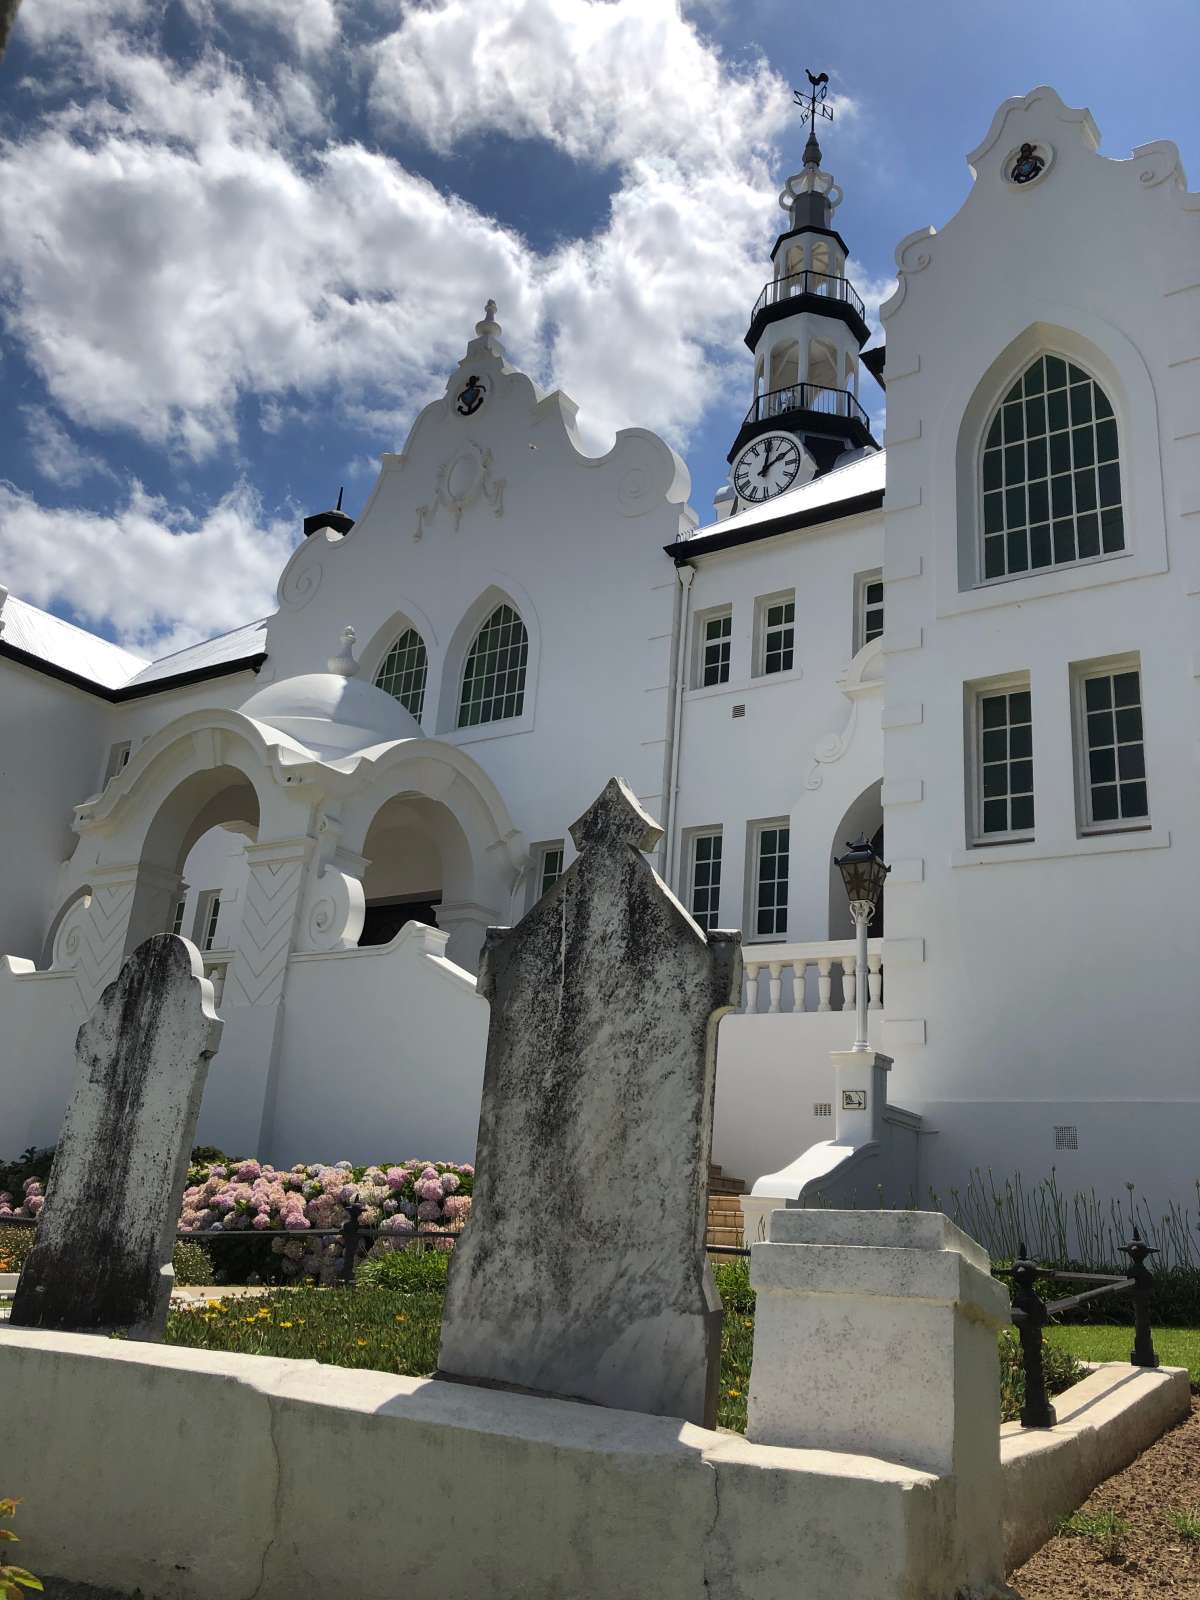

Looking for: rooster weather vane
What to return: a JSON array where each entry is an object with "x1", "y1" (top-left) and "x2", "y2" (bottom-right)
[{"x1": 793, "y1": 69, "x2": 833, "y2": 135}]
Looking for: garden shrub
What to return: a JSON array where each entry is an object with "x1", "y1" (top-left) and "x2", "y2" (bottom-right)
[
  {"x1": 172, "y1": 1239, "x2": 215, "y2": 1286},
  {"x1": 0, "y1": 1225, "x2": 32, "y2": 1277},
  {"x1": 998, "y1": 1328, "x2": 1085, "y2": 1422},
  {"x1": 0, "y1": 1497, "x2": 41, "y2": 1600},
  {"x1": 355, "y1": 1245, "x2": 450, "y2": 1293}
]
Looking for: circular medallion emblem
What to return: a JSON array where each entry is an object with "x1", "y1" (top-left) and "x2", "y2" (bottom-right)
[
  {"x1": 1009, "y1": 143, "x2": 1046, "y2": 185},
  {"x1": 456, "y1": 375, "x2": 486, "y2": 416}
]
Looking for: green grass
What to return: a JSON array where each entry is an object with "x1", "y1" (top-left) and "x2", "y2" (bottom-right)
[
  {"x1": 1056, "y1": 1508, "x2": 1131, "y2": 1562},
  {"x1": 1166, "y1": 1507, "x2": 1200, "y2": 1542},
  {"x1": 1045, "y1": 1324, "x2": 1200, "y2": 1387}
]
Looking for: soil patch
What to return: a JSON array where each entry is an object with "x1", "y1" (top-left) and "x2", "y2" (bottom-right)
[{"x1": 1012, "y1": 1397, "x2": 1200, "y2": 1597}]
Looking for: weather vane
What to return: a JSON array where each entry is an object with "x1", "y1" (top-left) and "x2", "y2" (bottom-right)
[{"x1": 793, "y1": 69, "x2": 832, "y2": 133}]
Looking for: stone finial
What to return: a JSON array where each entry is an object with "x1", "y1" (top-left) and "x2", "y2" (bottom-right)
[
  {"x1": 568, "y1": 775, "x2": 663, "y2": 855},
  {"x1": 10, "y1": 934, "x2": 223, "y2": 1340},
  {"x1": 475, "y1": 298, "x2": 501, "y2": 338},
  {"x1": 328, "y1": 625, "x2": 359, "y2": 677}
]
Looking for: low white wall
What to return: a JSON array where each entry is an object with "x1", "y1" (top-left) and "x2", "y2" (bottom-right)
[
  {"x1": 713, "y1": 1012, "x2": 850, "y2": 1182},
  {"x1": 0, "y1": 1328, "x2": 970, "y2": 1600},
  {"x1": 0, "y1": 961, "x2": 85, "y2": 1156},
  {"x1": 1001, "y1": 1361, "x2": 1191, "y2": 1571},
  {"x1": 265, "y1": 922, "x2": 489, "y2": 1165}
]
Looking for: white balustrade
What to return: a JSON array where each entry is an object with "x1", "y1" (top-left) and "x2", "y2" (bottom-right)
[{"x1": 739, "y1": 939, "x2": 884, "y2": 1016}]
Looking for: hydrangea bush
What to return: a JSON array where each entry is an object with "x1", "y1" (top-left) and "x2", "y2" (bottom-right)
[{"x1": 1, "y1": 1158, "x2": 473, "y2": 1286}]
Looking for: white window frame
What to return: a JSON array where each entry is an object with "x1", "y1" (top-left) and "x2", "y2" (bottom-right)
[
  {"x1": 102, "y1": 741, "x2": 132, "y2": 787},
  {"x1": 527, "y1": 841, "x2": 565, "y2": 910},
  {"x1": 684, "y1": 828, "x2": 723, "y2": 932},
  {"x1": 854, "y1": 569, "x2": 884, "y2": 654},
  {"x1": 194, "y1": 890, "x2": 222, "y2": 953},
  {"x1": 693, "y1": 606, "x2": 733, "y2": 689},
  {"x1": 965, "y1": 674, "x2": 1035, "y2": 847},
  {"x1": 1070, "y1": 653, "x2": 1150, "y2": 836},
  {"x1": 170, "y1": 896, "x2": 187, "y2": 937},
  {"x1": 753, "y1": 591, "x2": 796, "y2": 678},
  {"x1": 746, "y1": 817, "x2": 790, "y2": 942}
]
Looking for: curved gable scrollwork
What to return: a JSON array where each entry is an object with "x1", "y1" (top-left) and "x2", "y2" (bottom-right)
[{"x1": 803, "y1": 638, "x2": 884, "y2": 792}]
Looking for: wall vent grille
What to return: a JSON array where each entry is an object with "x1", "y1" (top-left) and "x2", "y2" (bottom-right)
[
  {"x1": 813, "y1": 1102, "x2": 832, "y2": 1118},
  {"x1": 1054, "y1": 1124, "x2": 1078, "y2": 1150}
]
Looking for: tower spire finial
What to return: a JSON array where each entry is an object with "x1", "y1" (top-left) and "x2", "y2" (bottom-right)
[{"x1": 793, "y1": 68, "x2": 832, "y2": 167}]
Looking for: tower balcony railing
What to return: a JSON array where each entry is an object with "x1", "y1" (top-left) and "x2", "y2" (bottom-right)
[
  {"x1": 743, "y1": 382, "x2": 869, "y2": 430},
  {"x1": 750, "y1": 269, "x2": 866, "y2": 324}
]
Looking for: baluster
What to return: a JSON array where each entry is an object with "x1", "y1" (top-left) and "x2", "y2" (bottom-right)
[
  {"x1": 767, "y1": 962, "x2": 783, "y2": 1015},
  {"x1": 840, "y1": 956, "x2": 856, "y2": 1015},
  {"x1": 743, "y1": 962, "x2": 760, "y2": 1014},
  {"x1": 868, "y1": 953, "x2": 883, "y2": 1011},
  {"x1": 817, "y1": 957, "x2": 833, "y2": 1013}
]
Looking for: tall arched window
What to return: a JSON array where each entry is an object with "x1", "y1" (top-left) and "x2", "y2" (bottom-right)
[
  {"x1": 980, "y1": 354, "x2": 1123, "y2": 582},
  {"x1": 374, "y1": 628, "x2": 428, "y2": 721},
  {"x1": 458, "y1": 604, "x2": 528, "y2": 728}
]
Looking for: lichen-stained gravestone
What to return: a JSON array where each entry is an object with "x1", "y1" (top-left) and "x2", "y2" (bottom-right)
[
  {"x1": 438, "y1": 777, "x2": 741, "y2": 1428},
  {"x1": 11, "y1": 934, "x2": 222, "y2": 1340}
]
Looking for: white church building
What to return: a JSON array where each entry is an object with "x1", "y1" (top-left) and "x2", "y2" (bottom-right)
[{"x1": 2, "y1": 88, "x2": 1197, "y2": 1216}]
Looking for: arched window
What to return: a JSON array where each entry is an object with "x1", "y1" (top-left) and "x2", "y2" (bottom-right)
[
  {"x1": 374, "y1": 628, "x2": 428, "y2": 721},
  {"x1": 980, "y1": 354, "x2": 1123, "y2": 582},
  {"x1": 458, "y1": 604, "x2": 528, "y2": 728}
]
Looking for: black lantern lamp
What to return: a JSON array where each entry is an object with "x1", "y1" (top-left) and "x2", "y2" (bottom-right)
[
  {"x1": 833, "y1": 833, "x2": 889, "y2": 1050},
  {"x1": 834, "y1": 833, "x2": 889, "y2": 920}
]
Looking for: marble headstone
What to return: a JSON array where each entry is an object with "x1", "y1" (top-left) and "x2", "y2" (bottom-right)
[
  {"x1": 11, "y1": 934, "x2": 223, "y2": 1339},
  {"x1": 438, "y1": 777, "x2": 741, "y2": 1427}
]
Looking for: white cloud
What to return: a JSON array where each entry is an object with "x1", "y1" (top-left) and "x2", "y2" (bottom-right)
[
  {"x1": 0, "y1": 479, "x2": 297, "y2": 655},
  {"x1": 22, "y1": 406, "x2": 115, "y2": 488}
]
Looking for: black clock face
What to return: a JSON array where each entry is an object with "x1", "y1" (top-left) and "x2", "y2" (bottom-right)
[{"x1": 733, "y1": 434, "x2": 803, "y2": 503}]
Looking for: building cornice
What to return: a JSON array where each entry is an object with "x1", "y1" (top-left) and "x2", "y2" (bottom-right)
[{"x1": 663, "y1": 485, "x2": 885, "y2": 564}]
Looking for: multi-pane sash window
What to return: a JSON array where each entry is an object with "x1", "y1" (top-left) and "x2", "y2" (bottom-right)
[
  {"x1": 974, "y1": 686, "x2": 1034, "y2": 840},
  {"x1": 196, "y1": 891, "x2": 222, "y2": 952},
  {"x1": 752, "y1": 822, "x2": 789, "y2": 938},
  {"x1": 700, "y1": 611, "x2": 732, "y2": 687},
  {"x1": 1078, "y1": 667, "x2": 1148, "y2": 829},
  {"x1": 458, "y1": 604, "x2": 528, "y2": 727},
  {"x1": 538, "y1": 844, "x2": 564, "y2": 897},
  {"x1": 981, "y1": 355, "x2": 1123, "y2": 582},
  {"x1": 170, "y1": 897, "x2": 186, "y2": 937},
  {"x1": 103, "y1": 741, "x2": 131, "y2": 786},
  {"x1": 374, "y1": 628, "x2": 429, "y2": 721},
  {"x1": 688, "y1": 832, "x2": 722, "y2": 932},
  {"x1": 859, "y1": 575, "x2": 884, "y2": 648},
  {"x1": 759, "y1": 596, "x2": 794, "y2": 675}
]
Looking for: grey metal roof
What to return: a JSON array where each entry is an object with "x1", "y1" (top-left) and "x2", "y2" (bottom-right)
[
  {"x1": 680, "y1": 448, "x2": 886, "y2": 549},
  {"x1": 0, "y1": 595, "x2": 147, "y2": 689},
  {"x1": 123, "y1": 617, "x2": 270, "y2": 687}
]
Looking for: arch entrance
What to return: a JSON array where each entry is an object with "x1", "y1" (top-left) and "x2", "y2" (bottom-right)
[{"x1": 827, "y1": 780, "x2": 884, "y2": 941}]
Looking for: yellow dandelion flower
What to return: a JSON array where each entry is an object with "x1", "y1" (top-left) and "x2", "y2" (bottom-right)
[
  {"x1": 394, "y1": 1315, "x2": 408, "y2": 1324},
  {"x1": 727, "y1": 1389, "x2": 741, "y2": 1398},
  {"x1": 279, "y1": 1321, "x2": 293, "y2": 1329},
  {"x1": 356, "y1": 1339, "x2": 369, "y2": 1347},
  {"x1": 743, "y1": 1319, "x2": 753, "y2": 1328}
]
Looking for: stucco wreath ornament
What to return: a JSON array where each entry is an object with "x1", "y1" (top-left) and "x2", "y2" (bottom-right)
[{"x1": 415, "y1": 441, "x2": 505, "y2": 540}]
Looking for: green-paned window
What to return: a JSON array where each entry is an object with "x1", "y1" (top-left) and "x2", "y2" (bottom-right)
[
  {"x1": 374, "y1": 628, "x2": 429, "y2": 721},
  {"x1": 978, "y1": 355, "x2": 1124, "y2": 582},
  {"x1": 688, "y1": 832, "x2": 723, "y2": 932},
  {"x1": 701, "y1": 611, "x2": 732, "y2": 686},
  {"x1": 458, "y1": 605, "x2": 529, "y2": 728},
  {"x1": 974, "y1": 687, "x2": 1035, "y2": 842},
  {"x1": 1078, "y1": 666, "x2": 1149, "y2": 830},
  {"x1": 752, "y1": 823, "x2": 790, "y2": 938}
]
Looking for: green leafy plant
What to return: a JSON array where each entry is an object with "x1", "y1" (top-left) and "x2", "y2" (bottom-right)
[
  {"x1": 171, "y1": 1239, "x2": 215, "y2": 1286},
  {"x1": 355, "y1": 1246, "x2": 450, "y2": 1293},
  {"x1": 998, "y1": 1329, "x2": 1086, "y2": 1423},
  {"x1": 1167, "y1": 1507, "x2": 1200, "y2": 1542},
  {"x1": 1057, "y1": 1508, "x2": 1131, "y2": 1562},
  {"x1": 0, "y1": 1499, "x2": 42, "y2": 1599},
  {"x1": 0, "y1": 1225, "x2": 33, "y2": 1278}
]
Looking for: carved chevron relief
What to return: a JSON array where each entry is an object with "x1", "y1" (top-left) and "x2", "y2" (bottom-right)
[
  {"x1": 226, "y1": 854, "x2": 308, "y2": 1009},
  {"x1": 66, "y1": 879, "x2": 138, "y2": 1009}
]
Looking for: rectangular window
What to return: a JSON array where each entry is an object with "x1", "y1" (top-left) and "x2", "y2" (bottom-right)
[
  {"x1": 969, "y1": 680, "x2": 1034, "y2": 843},
  {"x1": 755, "y1": 593, "x2": 795, "y2": 676},
  {"x1": 1073, "y1": 659, "x2": 1149, "y2": 832},
  {"x1": 102, "y1": 741, "x2": 131, "y2": 786},
  {"x1": 195, "y1": 891, "x2": 222, "y2": 952},
  {"x1": 538, "y1": 843, "x2": 564, "y2": 898},
  {"x1": 687, "y1": 830, "x2": 723, "y2": 932},
  {"x1": 170, "y1": 897, "x2": 186, "y2": 937},
  {"x1": 696, "y1": 608, "x2": 732, "y2": 687},
  {"x1": 750, "y1": 820, "x2": 789, "y2": 939},
  {"x1": 856, "y1": 571, "x2": 884, "y2": 652}
]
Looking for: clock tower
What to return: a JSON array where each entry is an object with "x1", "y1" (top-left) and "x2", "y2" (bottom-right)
[{"x1": 723, "y1": 84, "x2": 879, "y2": 516}]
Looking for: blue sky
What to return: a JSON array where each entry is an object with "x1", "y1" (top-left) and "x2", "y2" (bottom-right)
[{"x1": 0, "y1": 0, "x2": 1196, "y2": 657}]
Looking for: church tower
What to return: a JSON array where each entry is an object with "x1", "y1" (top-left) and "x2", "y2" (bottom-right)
[{"x1": 722, "y1": 76, "x2": 879, "y2": 517}]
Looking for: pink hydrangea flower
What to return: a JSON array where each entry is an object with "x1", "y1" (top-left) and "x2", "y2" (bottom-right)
[
  {"x1": 252, "y1": 1213, "x2": 272, "y2": 1230},
  {"x1": 284, "y1": 1213, "x2": 310, "y2": 1232},
  {"x1": 416, "y1": 1199, "x2": 442, "y2": 1222},
  {"x1": 440, "y1": 1172, "x2": 461, "y2": 1195}
]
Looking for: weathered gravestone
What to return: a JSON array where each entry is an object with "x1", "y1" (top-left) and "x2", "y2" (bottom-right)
[
  {"x1": 11, "y1": 933, "x2": 223, "y2": 1339},
  {"x1": 438, "y1": 777, "x2": 741, "y2": 1427}
]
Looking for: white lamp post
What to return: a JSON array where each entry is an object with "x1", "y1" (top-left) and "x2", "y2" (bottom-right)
[{"x1": 833, "y1": 833, "x2": 889, "y2": 1053}]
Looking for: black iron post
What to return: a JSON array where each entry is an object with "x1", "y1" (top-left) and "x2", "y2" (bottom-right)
[
  {"x1": 339, "y1": 1202, "x2": 365, "y2": 1286},
  {"x1": 1120, "y1": 1228, "x2": 1159, "y2": 1369},
  {"x1": 1010, "y1": 1243, "x2": 1056, "y2": 1429}
]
